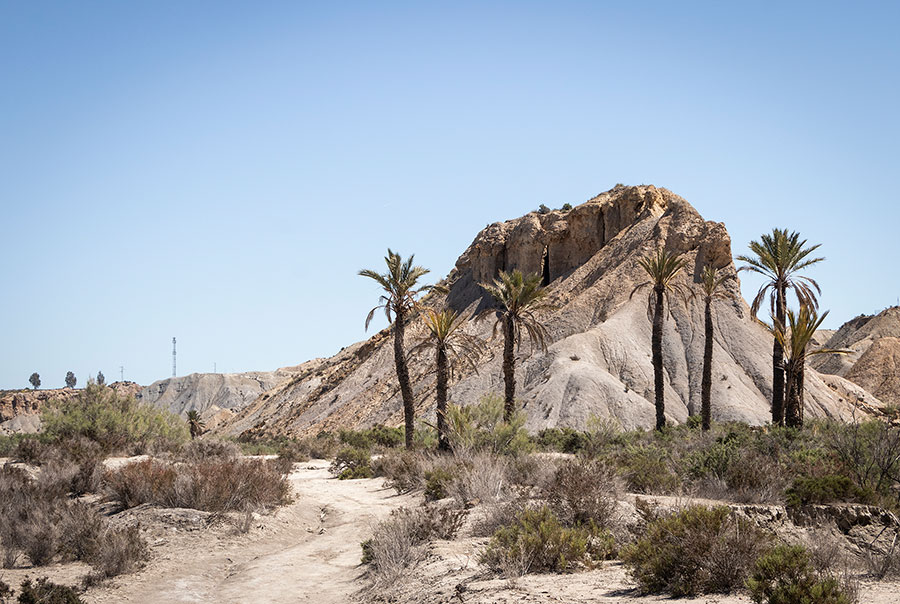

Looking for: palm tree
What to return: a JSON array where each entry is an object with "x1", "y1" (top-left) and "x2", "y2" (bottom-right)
[
  {"x1": 186, "y1": 410, "x2": 205, "y2": 440},
  {"x1": 632, "y1": 248, "x2": 689, "y2": 431},
  {"x1": 478, "y1": 270, "x2": 552, "y2": 422},
  {"x1": 698, "y1": 265, "x2": 730, "y2": 431},
  {"x1": 737, "y1": 229, "x2": 824, "y2": 426},
  {"x1": 412, "y1": 309, "x2": 485, "y2": 450},
  {"x1": 360, "y1": 250, "x2": 441, "y2": 449},
  {"x1": 772, "y1": 306, "x2": 848, "y2": 428}
]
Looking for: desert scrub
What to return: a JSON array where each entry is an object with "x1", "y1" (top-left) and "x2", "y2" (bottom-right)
[
  {"x1": 747, "y1": 544, "x2": 856, "y2": 604},
  {"x1": 619, "y1": 444, "x2": 681, "y2": 494},
  {"x1": 41, "y1": 382, "x2": 188, "y2": 453},
  {"x1": 480, "y1": 505, "x2": 614, "y2": 574},
  {"x1": 17, "y1": 578, "x2": 84, "y2": 604},
  {"x1": 105, "y1": 457, "x2": 291, "y2": 512},
  {"x1": 547, "y1": 458, "x2": 620, "y2": 529},
  {"x1": 445, "y1": 395, "x2": 533, "y2": 456},
  {"x1": 621, "y1": 505, "x2": 769, "y2": 597},
  {"x1": 0, "y1": 466, "x2": 147, "y2": 576},
  {"x1": 363, "y1": 505, "x2": 466, "y2": 589},
  {"x1": 785, "y1": 475, "x2": 875, "y2": 507},
  {"x1": 329, "y1": 446, "x2": 374, "y2": 479}
]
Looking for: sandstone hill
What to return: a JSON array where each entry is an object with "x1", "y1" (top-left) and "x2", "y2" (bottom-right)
[
  {"x1": 136, "y1": 368, "x2": 304, "y2": 429},
  {"x1": 808, "y1": 306, "x2": 900, "y2": 407},
  {"x1": 220, "y1": 185, "x2": 883, "y2": 439}
]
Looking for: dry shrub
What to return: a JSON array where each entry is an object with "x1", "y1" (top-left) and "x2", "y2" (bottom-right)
[
  {"x1": 446, "y1": 452, "x2": 511, "y2": 506},
  {"x1": 747, "y1": 544, "x2": 857, "y2": 604},
  {"x1": 181, "y1": 438, "x2": 241, "y2": 462},
  {"x1": 547, "y1": 458, "x2": 621, "y2": 529},
  {"x1": 105, "y1": 458, "x2": 291, "y2": 513},
  {"x1": 471, "y1": 499, "x2": 529, "y2": 538},
  {"x1": 861, "y1": 531, "x2": 900, "y2": 579},
  {"x1": 364, "y1": 505, "x2": 466, "y2": 589},
  {"x1": 374, "y1": 449, "x2": 426, "y2": 494},
  {"x1": 0, "y1": 466, "x2": 147, "y2": 577}
]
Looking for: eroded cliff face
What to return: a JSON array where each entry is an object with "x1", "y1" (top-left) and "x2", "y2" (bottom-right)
[{"x1": 221, "y1": 185, "x2": 883, "y2": 438}]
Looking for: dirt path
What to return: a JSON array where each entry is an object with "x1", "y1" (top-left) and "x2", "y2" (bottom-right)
[{"x1": 87, "y1": 460, "x2": 416, "y2": 604}]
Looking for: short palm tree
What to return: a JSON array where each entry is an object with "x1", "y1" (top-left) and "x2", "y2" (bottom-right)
[
  {"x1": 632, "y1": 248, "x2": 689, "y2": 431},
  {"x1": 698, "y1": 265, "x2": 730, "y2": 431},
  {"x1": 478, "y1": 270, "x2": 552, "y2": 423},
  {"x1": 411, "y1": 309, "x2": 485, "y2": 450},
  {"x1": 186, "y1": 410, "x2": 205, "y2": 440},
  {"x1": 771, "y1": 306, "x2": 848, "y2": 428},
  {"x1": 360, "y1": 249, "x2": 441, "y2": 449},
  {"x1": 737, "y1": 229, "x2": 824, "y2": 426}
]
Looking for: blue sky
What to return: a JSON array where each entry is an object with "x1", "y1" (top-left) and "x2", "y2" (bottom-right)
[{"x1": 1, "y1": 1, "x2": 897, "y2": 389}]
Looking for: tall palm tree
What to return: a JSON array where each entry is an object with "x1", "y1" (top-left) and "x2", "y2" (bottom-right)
[
  {"x1": 360, "y1": 249, "x2": 440, "y2": 449},
  {"x1": 478, "y1": 270, "x2": 552, "y2": 423},
  {"x1": 186, "y1": 410, "x2": 205, "y2": 440},
  {"x1": 411, "y1": 309, "x2": 485, "y2": 450},
  {"x1": 632, "y1": 248, "x2": 689, "y2": 431},
  {"x1": 698, "y1": 265, "x2": 730, "y2": 431},
  {"x1": 737, "y1": 229, "x2": 824, "y2": 426},
  {"x1": 772, "y1": 306, "x2": 848, "y2": 428}
]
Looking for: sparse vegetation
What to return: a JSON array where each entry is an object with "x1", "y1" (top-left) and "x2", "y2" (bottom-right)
[
  {"x1": 622, "y1": 505, "x2": 769, "y2": 596},
  {"x1": 105, "y1": 457, "x2": 291, "y2": 512}
]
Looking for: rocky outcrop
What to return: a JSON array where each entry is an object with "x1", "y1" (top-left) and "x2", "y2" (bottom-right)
[
  {"x1": 220, "y1": 185, "x2": 883, "y2": 439},
  {"x1": 0, "y1": 381, "x2": 143, "y2": 434}
]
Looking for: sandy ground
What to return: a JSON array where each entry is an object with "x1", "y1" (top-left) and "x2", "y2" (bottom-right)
[
  {"x1": 4, "y1": 458, "x2": 899, "y2": 603},
  {"x1": 85, "y1": 459, "x2": 417, "y2": 604}
]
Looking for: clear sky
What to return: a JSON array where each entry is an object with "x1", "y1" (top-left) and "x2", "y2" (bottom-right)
[{"x1": 1, "y1": 1, "x2": 898, "y2": 389}]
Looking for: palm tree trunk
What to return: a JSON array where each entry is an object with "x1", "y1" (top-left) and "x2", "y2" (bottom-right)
[
  {"x1": 701, "y1": 296, "x2": 713, "y2": 431},
  {"x1": 772, "y1": 283, "x2": 787, "y2": 426},
  {"x1": 785, "y1": 353, "x2": 806, "y2": 428},
  {"x1": 502, "y1": 314, "x2": 516, "y2": 423},
  {"x1": 393, "y1": 308, "x2": 416, "y2": 449},
  {"x1": 652, "y1": 285, "x2": 666, "y2": 431},
  {"x1": 436, "y1": 344, "x2": 449, "y2": 451}
]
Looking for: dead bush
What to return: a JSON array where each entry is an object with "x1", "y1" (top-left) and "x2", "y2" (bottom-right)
[
  {"x1": 180, "y1": 438, "x2": 241, "y2": 462},
  {"x1": 373, "y1": 449, "x2": 426, "y2": 494},
  {"x1": 106, "y1": 458, "x2": 291, "y2": 513},
  {"x1": 363, "y1": 505, "x2": 466, "y2": 589},
  {"x1": 547, "y1": 458, "x2": 621, "y2": 529},
  {"x1": 83, "y1": 525, "x2": 147, "y2": 579},
  {"x1": 446, "y1": 452, "x2": 511, "y2": 506}
]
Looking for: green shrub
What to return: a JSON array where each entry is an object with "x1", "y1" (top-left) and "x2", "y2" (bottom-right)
[
  {"x1": 424, "y1": 468, "x2": 455, "y2": 501},
  {"x1": 480, "y1": 505, "x2": 614, "y2": 574},
  {"x1": 785, "y1": 475, "x2": 874, "y2": 507},
  {"x1": 329, "y1": 447, "x2": 373, "y2": 480},
  {"x1": 535, "y1": 427, "x2": 590, "y2": 454},
  {"x1": 17, "y1": 578, "x2": 84, "y2": 604},
  {"x1": 620, "y1": 445, "x2": 680, "y2": 494},
  {"x1": 621, "y1": 505, "x2": 769, "y2": 596},
  {"x1": 41, "y1": 383, "x2": 188, "y2": 453},
  {"x1": 446, "y1": 394, "x2": 532, "y2": 456},
  {"x1": 747, "y1": 545, "x2": 855, "y2": 604}
]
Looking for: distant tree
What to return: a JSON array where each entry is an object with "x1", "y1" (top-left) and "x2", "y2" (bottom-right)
[
  {"x1": 186, "y1": 410, "x2": 205, "y2": 440},
  {"x1": 561, "y1": 203, "x2": 573, "y2": 211},
  {"x1": 632, "y1": 248, "x2": 689, "y2": 431},
  {"x1": 478, "y1": 270, "x2": 552, "y2": 422},
  {"x1": 360, "y1": 249, "x2": 443, "y2": 449},
  {"x1": 29, "y1": 373, "x2": 41, "y2": 390},
  {"x1": 96, "y1": 371, "x2": 106, "y2": 386},
  {"x1": 698, "y1": 266, "x2": 730, "y2": 431},
  {"x1": 412, "y1": 309, "x2": 485, "y2": 451},
  {"x1": 65, "y1": 371, "x2": 77, "y2": 389},
  {"x1": 537, "y1": 204, "x2": 551, "y2": 215},
  {"x1": 737, "y1": 229, "x2": 824, "y2": 426}
]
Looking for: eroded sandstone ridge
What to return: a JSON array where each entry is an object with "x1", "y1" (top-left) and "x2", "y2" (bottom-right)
[{"x1": 221, "y1": 185, "x2": 883, "y2": 438}]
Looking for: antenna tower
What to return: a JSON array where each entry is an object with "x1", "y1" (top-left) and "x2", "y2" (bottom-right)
[{"x1": 172, "y1": 337, "x2": 177, "y2": 377}]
